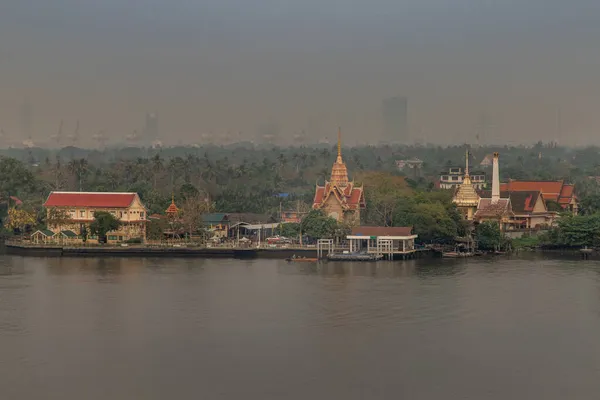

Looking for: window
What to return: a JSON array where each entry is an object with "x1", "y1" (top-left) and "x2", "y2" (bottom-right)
[
  {"x1": 118, "y1": 236, "x2": 123, "y2": 241},
  {"x1": 108, "y1": 235, "x2": 118, "y2": 241},
  {"x1": 80, "y1": 210, "x2": 85, "y2": 217},
  {"x1": 442, "y1": 175, "x2": 449, "y2": 181},
  {"x1": 140, "y1": 212, "x2": 145, "y2": 219},
  {"x1": 452, "y1": 176, "x2": 459, "y2": 181},
  {"x1": 120, "y1": 211, "x2": 124, "y2": 218}
]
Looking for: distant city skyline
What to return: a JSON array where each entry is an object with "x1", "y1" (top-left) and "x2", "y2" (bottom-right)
[
  {"x1": 382, "y1": 97, "x2": 408, "y2": 144},
  {"x1": 2, "y1": 0, "x2": 600, "y2": 146}
]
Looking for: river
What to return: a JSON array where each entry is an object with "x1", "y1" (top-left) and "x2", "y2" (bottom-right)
[{"x1": 1, "y1": 254, "x2": 600, "y2": 399}]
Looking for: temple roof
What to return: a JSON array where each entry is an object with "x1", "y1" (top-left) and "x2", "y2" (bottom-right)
[
  {"x1": 499, "y1": 180, "x2": 576, "y2": 206},
  {"x1": 480, "y1": 190, "x2": 546, "y2": 214},
  {"x1": 313, "y1": 181, "x2": 365, "y2": 210},
  {"x1": 165, "y1": 198, "x2": 179, "y2": 215},
  {"x1": 474, "y1": 198, "x2": 513, "y2": 218},
  {"x1": 453, "y1": 179, "x2": 480, "y2": 207},
  {"x1": 453, "y1": 149, "x2": 480, "y2": 207}
]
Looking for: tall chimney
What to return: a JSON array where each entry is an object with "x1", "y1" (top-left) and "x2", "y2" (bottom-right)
[{"x1": 491, "y1": 152, "x2": 500, "y2": 203}]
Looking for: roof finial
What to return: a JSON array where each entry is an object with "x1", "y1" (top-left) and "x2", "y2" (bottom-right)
[
  {"x1": 465, "y1": 148, "x2": 470, "y2": 177},
  {"x1": 337, "y1": 127, "x2": 342, "y2": 161}
]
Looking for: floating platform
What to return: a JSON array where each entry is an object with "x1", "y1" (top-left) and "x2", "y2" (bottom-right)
[{"x1": 327, "y1": 253, "x2": 384, "y2": 261}]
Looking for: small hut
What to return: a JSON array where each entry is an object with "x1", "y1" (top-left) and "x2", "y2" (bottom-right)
[
  {"x1": 56, "y1": 230, "x2": 80, "y2": 244},
  {"x1": 31, "y1": 229, "x2": 56, "y2": 244}
]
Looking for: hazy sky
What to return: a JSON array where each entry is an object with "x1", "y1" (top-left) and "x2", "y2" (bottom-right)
[{"x1": 2, "y1": 0, "x2": 600, "y2": 146}]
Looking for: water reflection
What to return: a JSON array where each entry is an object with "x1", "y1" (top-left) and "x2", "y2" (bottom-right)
[
  {"x1": 279, "y1": 259, "x2": 471, "y2": 278},
  {"x1": 0, "y1": 256, "x2": 28, "y2": 277},
  {"x1": 2, "y1": 255, "x2": 600, "y2": 399}
]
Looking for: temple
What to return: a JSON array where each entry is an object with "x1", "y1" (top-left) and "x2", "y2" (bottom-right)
[
  {"x1": 452, "y1": 149, "x2": 480, "y2": 220},
  {"x1": 473, "y1": 153, "x2": 515, "y2": 230},
  {"x1": 165, "y1": 195, "x2": 179, "y2": 217},
  {"x1": 313, "y1": 128, "x2": 365, "y2": 224}
]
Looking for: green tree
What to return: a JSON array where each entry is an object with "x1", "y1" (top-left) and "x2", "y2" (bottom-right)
[
  {"x1": 578, "y1": 194, "x2": 600, "y2": 215},
  {"x1": 358, "y1": 172, "x2": 412, "y2": 226},
  {"x1": 551, "y1": 214, "x2": 600, "y2": 248},
  {"x1": 545, "y1": 200, "x2": 564, "y2": 212},
  {"x1": 89, "y1": 211, "x2": 121, "y2": 244},
  {"x1": 4, "y1": 208, "x2": 37, "y2": 236},
  {"x1": 46, "y1": 208, "x2": 71, "y2": 231},
  {"x1": 147, "y1": 219, "x2": 168, "y2": 241},
  {"x1": 279, "y1": 222, "x2": 300, "y2": 239},
  {"x1": 300, "y1": 210, "x2": 338, "y2": 241},
  {"x1": 475, "y1": 221, "x2": 502, "y2": 251}
]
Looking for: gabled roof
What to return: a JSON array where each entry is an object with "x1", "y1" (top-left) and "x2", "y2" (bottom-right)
[
  {"x1": 32, "y1": 229, "x2": 55, "y2": 237},
  {"x1": 313, "y1": 182, "x2": 365, "y2": 210},
  {"x1": 500, "y1": 180, "x2": 564, "y2": 196},
  {"x1": 480, "y1": 190, "x2": 544, "y2": 214},
  {"x1": 474, "y1": 198, "x2": 513, "y2": 218},
  {"x1": 59, "y1": 230, "x2": 78, "y2": 238},
  {"x1": 499, "y1": 180, "x2": 576, "y2": 207},
  {"x1": 44, "y1": 192, "x2": 139, "y2": 208},
  {"x1": 350, "y1": 226, "x2": 413, "y2": 237},
  {"x1": 202, "y1": 213, "x2": 229, "y2": 224},
  {"x1": 227, "y1": 213, "x2": 276, "y2": 224}
]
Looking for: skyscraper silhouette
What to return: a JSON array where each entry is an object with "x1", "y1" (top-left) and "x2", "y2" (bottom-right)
[
  {"x1": 382, "y1": 96, "x2": 408, "y2": 143},
  {"x1": 144, "y1": 112, "x2": 159, "y2": 144}
]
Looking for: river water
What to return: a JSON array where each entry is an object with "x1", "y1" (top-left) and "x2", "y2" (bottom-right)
[{"x1": 1, "y1": 255, "x2": 600, "y2": 399}]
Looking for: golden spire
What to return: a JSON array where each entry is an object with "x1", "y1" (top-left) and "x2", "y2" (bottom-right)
[
  {"x1": 463, "y1": 148, "x2": 472, "y2": 184},
  {"x1": 330, "y1": 127, "x2": 349, "y2": 187},
  {"x1": 336, "y1": 126, "x2": 342, "y2": 163}
]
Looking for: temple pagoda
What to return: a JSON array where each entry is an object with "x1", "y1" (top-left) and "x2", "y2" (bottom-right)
[
  {"x1": 312, "y1": 128, "x2": 365, "y2": 224},
  {"x1": 165, "y1": 195, "x2": 179, "y2": 218},
  {"x1": 452, "y1": 149, "x2": 480, "y2": 220}
]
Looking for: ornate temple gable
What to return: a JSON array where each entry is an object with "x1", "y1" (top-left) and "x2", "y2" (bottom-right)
[{"x1": 312, "y1": 128, "x2": 365, "y2": 222}]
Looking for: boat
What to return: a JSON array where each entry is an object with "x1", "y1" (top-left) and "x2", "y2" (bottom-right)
[
  {"x1": 442, "y1": 251, "x2": 473, "y2": 258},
  {"x1": 327, "y1": 252, "x2": 383, "y2": 261},
  {"x1": 286, "y1": 257, "x2": 319, "y2": 262},
  {"x1": 580, "y1": 247, "x2": 593, "y2": 254}
]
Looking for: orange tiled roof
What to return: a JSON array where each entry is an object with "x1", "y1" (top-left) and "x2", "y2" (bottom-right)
[
  {"x1": 165, "y1": 201, "x2": 179, "y2": 214},
  {"x1": 500, "y1": 180, "x2": 576, "y2": 208}
]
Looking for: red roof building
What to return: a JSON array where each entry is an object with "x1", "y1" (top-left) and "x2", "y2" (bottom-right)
[
  {"x1": 43, "y1": 191, "x2": 148, "y2": 243},
  {"x1": 313, "y1": 129, "x2": 365, "y2": 224},
  {"x1": 499, "y1": 180, "x2": 577, "y2": 214},
  {"x1": 44, "y1": 192, "x2": 139, "y2": 208}
]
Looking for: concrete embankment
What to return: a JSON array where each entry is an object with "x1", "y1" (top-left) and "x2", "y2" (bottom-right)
[{"x1": 4, "y1": 243, "x2": 318, "y2": 259}]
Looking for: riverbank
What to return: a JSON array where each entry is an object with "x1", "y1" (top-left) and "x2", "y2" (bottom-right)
[{"x1": 4, "y1": 242, "x2": 320, "y2": 259}]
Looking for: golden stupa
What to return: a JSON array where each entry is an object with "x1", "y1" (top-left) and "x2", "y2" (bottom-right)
[{"x1": 453, "y1": 149, "x2": 480, "y2": 220}]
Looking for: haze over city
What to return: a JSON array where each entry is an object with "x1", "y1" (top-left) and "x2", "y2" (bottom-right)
[{"x1": 2, "y1": 0, "x2": 600, "y2": 147}]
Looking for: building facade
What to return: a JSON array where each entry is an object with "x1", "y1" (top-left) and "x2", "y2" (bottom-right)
[
  {"x1": 44, "y1": 192, "x2": 147, "y2": 243},
  {"x1": 440, "y1": 166, "x2": 486, "y2": 190},
  {"x1": 313, "y1": 129, "x2": 366, "y2": 224}
]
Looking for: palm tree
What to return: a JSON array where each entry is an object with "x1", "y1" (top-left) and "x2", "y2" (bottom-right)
[
  {"x1": 151, "y1": 154, "x2": 164, "y2": 189},
  {"x1": 67, "y1": 158, "x2": 88, "y2": 191}
]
